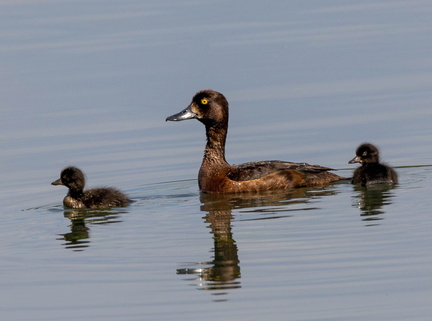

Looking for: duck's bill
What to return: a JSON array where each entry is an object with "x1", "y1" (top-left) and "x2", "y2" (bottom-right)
[
  {"x1": 166, "y1": 106, "x2": 197, "y2": 121},
  {"x1": 51, "y1": 178, "x2": 63, "y2": 186},
  {"x1": 348, "y1": 156, "x2": 361, "y2": 164}
]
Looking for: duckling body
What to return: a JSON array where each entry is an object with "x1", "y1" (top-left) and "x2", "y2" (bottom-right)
[
  {"x1": 349, "y1": 143, "x2": 398, "y2": 186},
  {"x1": 52, "y1": 166, "x2": 131, "y2": 209},
  {"x1": 166, "y1": 89, "x2": 345, "y2": 194}
]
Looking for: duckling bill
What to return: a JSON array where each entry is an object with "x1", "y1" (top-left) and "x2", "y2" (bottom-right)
[
  {"x1": 349, "y1": 143, "x2": 398, "y2": 186},
  {"x1": 52, "y1": 166, "x2": 131, "y2": 209},
  {"x1": 166, "y1": 89, "x2": 346, "y2": 193}
]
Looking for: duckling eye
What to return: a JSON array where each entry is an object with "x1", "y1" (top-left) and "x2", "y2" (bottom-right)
[
  {"x1": 362, "y1": 151, "x2": 368, "y2": 156},
  {"x1": 200, "y1": 98, "x2": 209, "y2": 105}
]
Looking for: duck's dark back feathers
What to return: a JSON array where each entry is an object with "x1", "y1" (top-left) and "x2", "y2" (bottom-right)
[
  {"x1": 228, "y1": 160, "x2": 335, "y2": 181},
  {"x1": 351, "y1": 163, "x2": 398, "y2": 186},
  {"x1": 80, "y1": 187, "x2": 131, "y2": 209}
]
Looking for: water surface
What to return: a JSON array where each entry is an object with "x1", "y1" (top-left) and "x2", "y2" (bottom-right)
[{"x1": 1, "y1": 1, "x2": 432, "y2": 320}]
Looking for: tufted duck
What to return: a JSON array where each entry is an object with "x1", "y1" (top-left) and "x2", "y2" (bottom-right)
[
  {"x1": 349, "y1": 143, "x2": 398, "y2": 186},
  {"x1": 52, "y1": 166, "x2": 131, "y2": 209},
  {"x1": 166, "y1": 89, "x2": 346, "y2": 193}
]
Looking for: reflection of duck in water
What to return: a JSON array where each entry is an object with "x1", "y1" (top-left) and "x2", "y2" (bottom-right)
[
  {"x1": 166, "y1": 89, "x2": 346, "y2": 194},
  {"x1": 177, "y1": 187, "x2": 339, "y2": 297},
  {"x1": 59, "y1": 209, "x2": 125, "y2": 251},
  {"x1": 352, "y1": 184, "x2": 396, "y2": 224},
  {"x1": 349, "y1": 143, "x2": 398, "y2": 186},
  {"x1": 177, "y1": 194, "x2": 241, "y2": 295},
  {"x1": 59, "y1": 218, "x2": 90, "y2": 251},
  {"x1": 52, "y1": 167, "x2": 131, "y2": 209}
]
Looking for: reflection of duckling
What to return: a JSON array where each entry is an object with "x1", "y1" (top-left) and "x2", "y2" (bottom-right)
[
  {"x1": 166, "y1": 89, "x2": 346, "y2": 193},
  {"x1": 349, "y1": 143, "x2": 398, "y2": 186},
  {"x1": 51, "y1": 166, "x2": 131, "y2": 209}
]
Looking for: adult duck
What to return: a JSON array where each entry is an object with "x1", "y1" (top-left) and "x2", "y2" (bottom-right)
[{"x1": 166, "y1": 89, "x2": 346, "y2": 193}]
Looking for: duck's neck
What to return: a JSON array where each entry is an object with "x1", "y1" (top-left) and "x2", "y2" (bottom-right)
[
  {"x1": 363, "y1": 159, "x2": 379, "y2": 166},
  {"x1": 68, "y1": 188, "x2": 84, "y2": 199},
  {"x1": 203, "y1": 123, "x2": 229, "y2": 166}
]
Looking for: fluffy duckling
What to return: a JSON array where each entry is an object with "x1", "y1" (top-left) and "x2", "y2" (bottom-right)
[
  {"x1": 52, "y1": 166, "x2": 131, "y2": 209},
  {"x1": 166, "y1": 89, "x2": 346, "y2": 193},
  {"x1": 349, "y1": 143, "x2": 398, "y2": 186}
]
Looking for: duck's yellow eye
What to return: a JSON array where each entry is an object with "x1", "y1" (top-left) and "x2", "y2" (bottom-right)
[{"x1": 201, "y1": 98, "x2": 209, "y2": 105}]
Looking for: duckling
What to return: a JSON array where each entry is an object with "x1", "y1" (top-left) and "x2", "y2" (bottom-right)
[
  {"x1": 349, "y1": 143, "x2": 398, "y2": 186},
  {"x1": 51, "y1": 166, "x2": 131, "y2": 209},
  {"x1": 166, "y1": 89, "x2": 346, "y2": 193}
]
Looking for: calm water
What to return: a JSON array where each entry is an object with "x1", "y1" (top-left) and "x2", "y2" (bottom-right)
[{"x1": 2, "y1": 1, "x2": 432, "y2": 320}]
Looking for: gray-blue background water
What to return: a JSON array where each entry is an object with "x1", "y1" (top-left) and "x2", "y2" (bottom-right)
[{"x1": 2, "y1": 1, "x2": 432, "y2": 320}]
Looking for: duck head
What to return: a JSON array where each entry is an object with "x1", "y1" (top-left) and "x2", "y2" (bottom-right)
[
  {"x1": 349, "y1": 143, "x2": 380, "y2": 164},
  {"x1": 52, "y1": 166, "x2": 86, "y2": 192},
  {"x1": 166, "y1": 89, "x2": 229, "y2": 128}
]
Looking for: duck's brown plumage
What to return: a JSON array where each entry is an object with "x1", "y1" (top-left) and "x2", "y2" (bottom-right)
[
  {"x1": 166, "y1": 89, "x2": 346, "y2": 194},
  {"x1": 52, "y1": 166, "x2": 131, "y2": 209}
]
